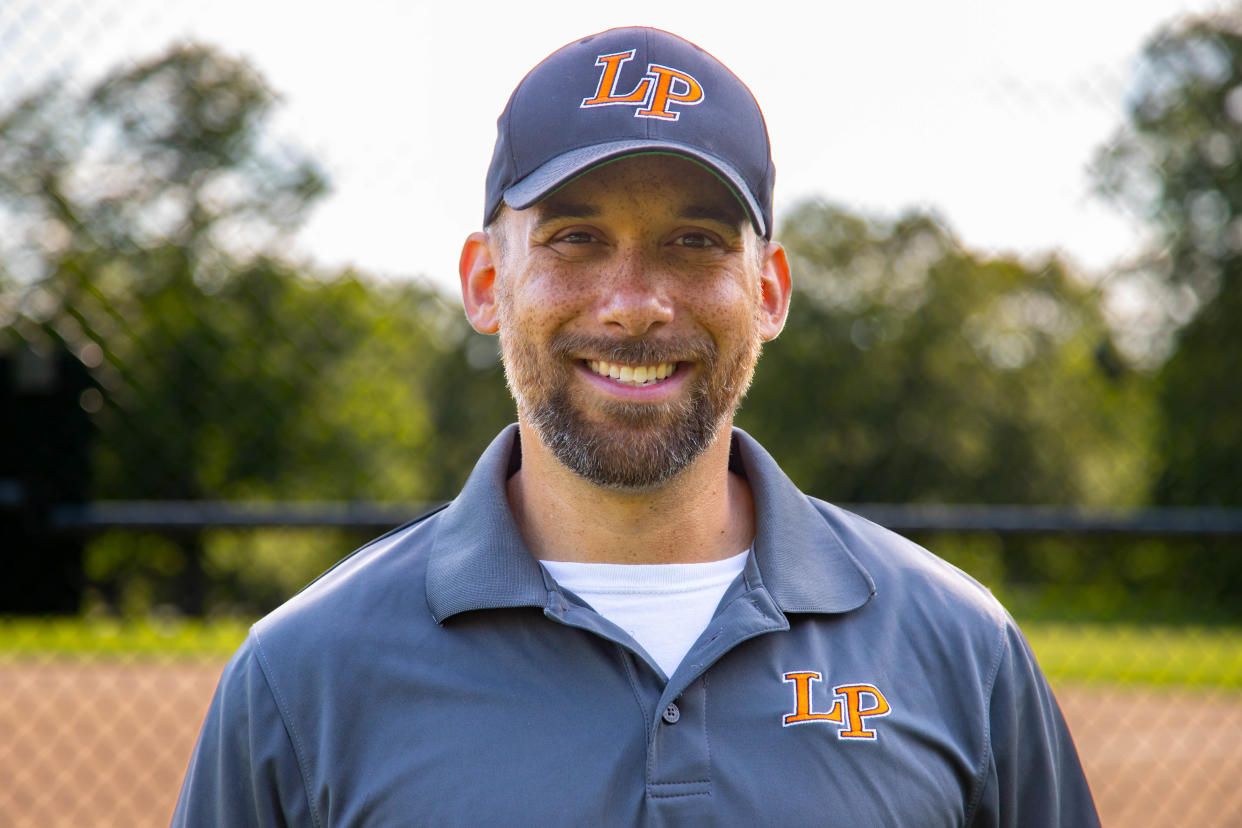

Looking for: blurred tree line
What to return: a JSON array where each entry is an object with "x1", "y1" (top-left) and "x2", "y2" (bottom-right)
[{"x1": 1, "y1": 9, "x2": 1239, "y2": 619}]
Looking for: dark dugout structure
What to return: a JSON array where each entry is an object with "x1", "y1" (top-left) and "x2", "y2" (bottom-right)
[{"x1": 1, "y1": 346, "x2": 93, "y2": 613}]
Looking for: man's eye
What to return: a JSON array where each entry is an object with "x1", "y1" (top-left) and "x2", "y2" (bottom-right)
[
  {"x1": 674, "y1": 233, "x2": 716, "y2": 249},
  {"x1": 557, "y1": 231, "x2": 596, "y2": 244}
]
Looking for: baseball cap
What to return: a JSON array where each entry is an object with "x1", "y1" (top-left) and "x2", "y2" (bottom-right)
[{"x1": 484, "y1": 27, "x2": 775, "y2": 238}]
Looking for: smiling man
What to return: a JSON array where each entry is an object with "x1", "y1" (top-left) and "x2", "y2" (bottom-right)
[
  {"x1": 173, "y1": 27, "x2": 1099, "y2": 826},
  {"x1": 460, "y1": 153, "x2": 786, "y2": 572}
]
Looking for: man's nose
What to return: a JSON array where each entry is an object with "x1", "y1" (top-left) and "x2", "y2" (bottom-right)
[{"x1": 595, "y1": 249, "x2": 675, "y2": 337}]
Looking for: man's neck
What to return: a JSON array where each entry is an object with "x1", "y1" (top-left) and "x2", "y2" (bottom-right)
[{"x1": 506, "y1": 421, "x2": 755, "y2": 565}]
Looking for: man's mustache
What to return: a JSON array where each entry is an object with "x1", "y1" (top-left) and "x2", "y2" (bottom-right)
[{"x1": 547, "y1": 332, "x2": 718, "y2": 367}]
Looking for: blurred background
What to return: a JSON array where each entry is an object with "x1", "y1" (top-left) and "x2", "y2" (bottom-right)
[{"x1": 2, "y1": 1, "x2": 1241, "y2": 825}]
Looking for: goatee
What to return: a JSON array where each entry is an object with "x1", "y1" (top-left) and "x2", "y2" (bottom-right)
[{"x1": 501, "y1": 330, "x2": 761, "y2": 491}]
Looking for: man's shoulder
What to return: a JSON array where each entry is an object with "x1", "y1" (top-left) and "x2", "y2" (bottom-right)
[
  {"x1": 249, "y1": 505, "x2": 448, "y2": 660},
  {"x1": 805, "y1": 496, "x2": 1010, "y2": 630},
  {"x1": 793, "y1": 495, "x2": 1031, "y2": 709}
]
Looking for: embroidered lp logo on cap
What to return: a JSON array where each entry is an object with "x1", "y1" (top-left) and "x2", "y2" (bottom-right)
[
  {"x1": 581, "y1": 49, "x2": 705, "y2": 121},
  {"x1": 484, "y1": 27, "x2": 774, "y2": 237}
]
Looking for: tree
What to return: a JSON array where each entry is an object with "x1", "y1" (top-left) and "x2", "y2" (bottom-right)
[
  {"x1": 739, "y1": 201, "x2": 1150, "y2": 509},
  {"x1": 1089, "y1": 11, "x2": 1242, "y2": 617},
  {"x1": 0, "y1": 45, "x2": 343, "y2": 613},
  {"x1": 1095, "y1": 12, "x2": 1242, "y2": 510},
  {"x1": 0, "y1": 43, "x2": 526, "y2": 615},
  {"x1": 735, "y1": 202, "x2": 1170, "y2": 619},
  {"x1": 1, "y1": 43, "x2": 327, "y2": 492}
]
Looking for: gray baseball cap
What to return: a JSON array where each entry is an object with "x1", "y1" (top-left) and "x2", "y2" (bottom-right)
[{"x1": 483, "y1": 27, "x2": 775, "y2": 238}]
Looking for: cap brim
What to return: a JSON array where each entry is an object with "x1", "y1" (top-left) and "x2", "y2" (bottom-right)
[{"x1": 502, "y1": 139, "x2": 767, "y2": 238}]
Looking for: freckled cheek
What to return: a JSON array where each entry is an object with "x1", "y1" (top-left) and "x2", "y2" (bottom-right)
[
  {"x1": 506, "y1": 271, "x2": 594, "y2": 332},
  {"x1": 685, "y1": 280, "x2": 759, "y2": 334}
]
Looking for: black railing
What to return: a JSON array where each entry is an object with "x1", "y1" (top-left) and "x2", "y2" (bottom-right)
[{"x1": 35, "y1": 500, "x2": 1242, "y2": 537}]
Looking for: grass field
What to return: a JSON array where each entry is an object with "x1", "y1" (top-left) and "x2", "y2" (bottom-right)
[
  {"x1": 0, "y1": 616, "x2": 251, "y2": 658},
  {"x1": 2, "y1": 616, "x2": 1240, "y2": 688},
  {"x1": 1024, "y1": 622, "x2": 1242, "y2": 688}
]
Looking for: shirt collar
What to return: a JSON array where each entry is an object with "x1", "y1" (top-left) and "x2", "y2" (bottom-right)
[
  {"x1": 425, "y1": 425, "x2": 874, "y2": 623},
  {"x1": 729, "y1": 428, "x2": 875, "y2": 613}
]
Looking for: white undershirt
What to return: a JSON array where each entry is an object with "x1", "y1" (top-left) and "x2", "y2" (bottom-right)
[{"x1": 540, "y1": 548, "x2": 750, "y2": 679}]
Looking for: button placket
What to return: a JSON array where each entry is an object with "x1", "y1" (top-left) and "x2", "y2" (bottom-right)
[{"x1": 647, "y1": 678, "x2": 711, "y2": 804}]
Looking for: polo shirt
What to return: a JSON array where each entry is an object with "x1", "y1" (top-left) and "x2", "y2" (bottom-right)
[{"x1": 172, "y1": 425, "x2": 1099, "y2": 827}]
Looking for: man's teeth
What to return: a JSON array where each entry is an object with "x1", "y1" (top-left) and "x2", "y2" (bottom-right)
[{"x1": 586, "y1": 360, "x2": 677, "y2": 386}]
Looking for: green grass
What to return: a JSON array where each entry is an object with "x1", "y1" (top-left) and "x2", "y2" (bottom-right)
[
  {"x1": 2, "y1": 617, "x2": 1241, "y2": 688},
  {"x1": 1023, "y1": 621, "x2": 1242, "y2": 689},
  {"x1": 0, "y1": 616, "x2": 252, "y2": 659}
]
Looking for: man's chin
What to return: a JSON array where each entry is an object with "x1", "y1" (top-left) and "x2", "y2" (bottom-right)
[
  {"x1": 532, "y1": 413, "x2": 720, "y2": 491},
  {"x1": 581, "y1": 407, "x2": 686, "y2": 433},
  {"x1": 553, "y1": 444, "x2": 694, "y2": 492}
]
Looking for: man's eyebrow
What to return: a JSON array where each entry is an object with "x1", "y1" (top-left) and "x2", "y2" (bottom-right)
[
  {"x1": 678, "y1": 203, "x2": 747, "y2": 228},
  {"x1": 531, "y1": 200, "x2": 600, "y2": 231},
  {"x1": 529, "y1": 200, "x2": 746, "y2": 232}
]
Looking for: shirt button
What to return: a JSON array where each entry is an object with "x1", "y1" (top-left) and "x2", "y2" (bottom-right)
[{"x1": 662, "y1": 703, "x2": 681, "y2": 724}]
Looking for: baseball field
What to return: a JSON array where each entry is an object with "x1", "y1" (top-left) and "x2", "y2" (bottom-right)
[{"x1": 1, "y1": 621, "x2": 1239, "y2": 826}]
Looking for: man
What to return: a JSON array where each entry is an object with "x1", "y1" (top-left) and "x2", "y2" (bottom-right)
[{"x1": 173, "y1": 27, "x2": 1099, "y2": 826}]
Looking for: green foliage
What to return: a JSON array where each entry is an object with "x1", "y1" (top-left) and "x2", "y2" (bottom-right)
[
  {"x1": 3, "y1": 27, "x2": 1240, "y2": 620},
  {"x1": 1088, "y1": 12, "x2": 1242, "y2": 614},
  {"x1": 739, "y1": 202, "x2": 1154, "y2": 508},
  {"x1": 734, "y1": 201, "x2": 1242, "y2": 617},
  {"x1": 0, "y1": 44, "x2": 335, "y2": 507},
  {"x1": 0, "y1": 44, "x2": 516, "y2": 614},
  {"x1": 1096, "y1": 14, "x2": 1242, "y2": 509}
]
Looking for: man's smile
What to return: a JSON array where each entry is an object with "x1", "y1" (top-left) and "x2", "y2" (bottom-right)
[{"x1": 585, "y1": 360, "x2": 679, "y2": 387}]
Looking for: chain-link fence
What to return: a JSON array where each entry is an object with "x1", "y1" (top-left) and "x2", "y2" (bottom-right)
[{"x1": 3, "y1": 2, "x2": 1242, "y2": 826}]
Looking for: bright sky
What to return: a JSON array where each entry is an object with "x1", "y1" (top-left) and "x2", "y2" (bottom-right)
[{"x1": 0, "y1": 0, "x2": 1228, "y2": 294}]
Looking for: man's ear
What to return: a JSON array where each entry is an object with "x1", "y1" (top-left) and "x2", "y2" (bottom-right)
[
  {"x1": 459, "y1": 231, "x2": 500, "y2": 334},
  {"x1": 757, "y1": 241, "x2": 792, "y2": 342}
]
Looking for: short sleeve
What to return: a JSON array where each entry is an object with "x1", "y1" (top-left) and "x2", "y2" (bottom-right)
[
  {"x1": 968, "y1": 618, "x2": 1100, "y2": 827},
  {"x1": 170, "y1": 635, "x2": 314, "y2": 828}
]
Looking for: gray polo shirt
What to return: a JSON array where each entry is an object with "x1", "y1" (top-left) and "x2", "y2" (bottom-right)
[{"x1": 172, "y1": 426, "x2": 1099, "y2": 826}]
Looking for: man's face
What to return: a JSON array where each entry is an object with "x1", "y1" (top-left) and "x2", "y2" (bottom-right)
[{"x1": 489, "y1": 154, "x2": 783, "y2": 491}]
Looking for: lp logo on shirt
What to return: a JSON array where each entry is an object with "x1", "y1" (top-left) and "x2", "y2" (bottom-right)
[{"x1": 782, "y1": 670, "x2": 891, "y2": 740}]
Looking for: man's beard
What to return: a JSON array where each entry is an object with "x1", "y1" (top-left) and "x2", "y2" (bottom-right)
[{"x1": 499, "y1": 327, "x2": 762, "y2": 491}]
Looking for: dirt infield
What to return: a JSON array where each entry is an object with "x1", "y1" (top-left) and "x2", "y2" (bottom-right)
[
  {"x1": 1059, "y1": 686, "x2": 1242, "y2": 826},
  {"x1": 2, "y1": 658, "x2": 1240, "y2": 826},
  {"x1": 0, "y1": 659, "x2": 224, "y2": 828}
]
